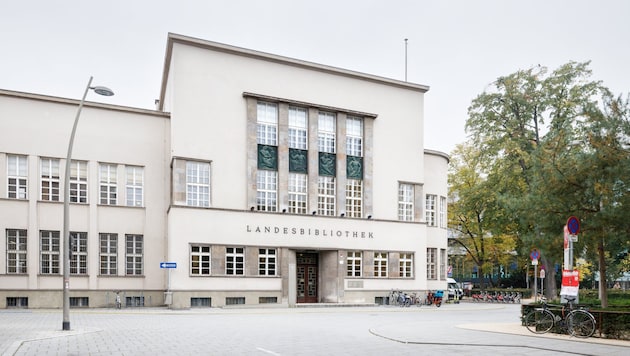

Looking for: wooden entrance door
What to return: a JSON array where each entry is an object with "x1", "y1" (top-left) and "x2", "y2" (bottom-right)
[{"x1": 297, "y1": 252, "x2": 318, "y2": 303}]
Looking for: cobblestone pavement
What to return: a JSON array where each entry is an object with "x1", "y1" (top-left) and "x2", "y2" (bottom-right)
[{"x1": 1, "y1": 303, "x2": 628, "y2": 355}]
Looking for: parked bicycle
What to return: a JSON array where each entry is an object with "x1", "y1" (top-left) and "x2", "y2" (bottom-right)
[{"x1": 523, "y1": 296, "x2": 596, "y2": 338}]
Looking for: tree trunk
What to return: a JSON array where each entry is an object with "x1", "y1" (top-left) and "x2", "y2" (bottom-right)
[{"x1": 598, "y1": 236, "x2": 608, "y2": 308}]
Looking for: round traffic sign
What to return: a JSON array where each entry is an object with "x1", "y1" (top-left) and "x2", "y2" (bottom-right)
[
  {"x1": 530, "y1": 249, "x2": 540, "y2": 260},
  {"x1": 567, "y1": 216, "x2": 580, "y2": 235}
]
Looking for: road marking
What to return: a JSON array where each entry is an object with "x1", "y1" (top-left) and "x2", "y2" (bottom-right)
[{"x1": 256, "y1": 347, "x2": 281, "y2": 355}]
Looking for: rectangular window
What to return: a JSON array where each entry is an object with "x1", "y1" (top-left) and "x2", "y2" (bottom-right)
[
  {"x1": 125, "y1": 234, "x2": 143, "y2": 275},
  {"x1": 256, "y1": 170, "x2": 277, "y2": 211},
  {"x1": 346, "y1": 116, "x2": 363, "y2": 157},
  {"x1": 398, "y1": 183, "x2": 414, "y2": 221},
  {"x1": 346, "y1": 251, "x2": 362, "y2": 277},
  {"x1": 70, "y1": 161, "x2": 88, "y2": 203},
  {"x1": 126, "y1": 166, "x2": 144, "y2": 207},
  {"x1": 40, "y1": 158, "x2": 60, "y2": 201},
  {"x1": 427, "y1": 248, "x2": 437, "y2": 280},
  {"x1": 426, "y1": 194, "x2": 437, "y2": 227},
  {"x1": 99, "y1": 163, "x2": 117, "y2": 205},
  {"x1": 191, "y1": 244, "x2": 211, "y2": 275},
  {"x1": 99, "y1": 233, "x2": 117, "y2": 275},
  {"x1": 257, "y1": 102, "x2": 278, "y2": 146},
  {"x1": 440, "y1": 249, "x2": 447, "y2": 280},
  {"x1": 399, "y1": 253, "x2": 413, "y2": 278},
  {"x1": 70, "y1": 297, "x2": 89, "y2": 308},
  {"x1": 40, "y1": 230, "x2": 60, "y2": 274},
  {"x1": 7, "y1": 229, "x2": 27, "y2": 274},
  {"x1": 186, "y1": 161, "x2": 210, "y2": 207},
  {"x1": 373, "y1": 252, "x2": 388, "y2": 278},
  {"x1": 317, "y1": 176, "x2": 336, "y2": 216},
  {"x1": 191, "y1": 297, "x2": 211, "y2": 307},
  {"x1": 70, "y1": 232, "x2": 88, "y2": 275},
  {"x1": 226, "y1": 247, "x2": 244, "y2": 275},
  {"x1": 258, "y1": 248, "x2": 276, "y2": 276},
  {"x1": 439, "y1": 196, "x2": 447, "y2": 228},
  {"x1": 288, "y1": 173, "x2": 307, "y2": 214},
  {"x1": 318, "y1": 112, "x2": 336, "y2": 153},
  {"x1": 7, "y1": 155, "x2": 28, "y2": 199},
  {"x1": 345, "y1": 179, "x2": 362, "y2": 218},
  {"x1": 288, "y1": 106, "x2": 308, "y2": 149}
]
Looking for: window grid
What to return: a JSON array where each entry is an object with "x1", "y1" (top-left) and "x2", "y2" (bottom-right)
[
  {"x1": 399, "y1": 253, "x2": 413, "y2": 278},
  {"x1": 99, "y1": 163, "x2": 117, "y2": 205},
  {"x1": 318, "y1": 112, "x2": 336, "y2": 153},
  {"x1": 7, "y1": 229, "x2": 27, "y2": 274},
  {"x1": 126, "y1": 166, "x2": 144, "y2": 207},
  {"x1": 426, "y1": 194, "x2": 437, "y2": 226},
  {"x1": 99, "y1": 233, "x2": 117, "y2": 275},
  {"x1": 40, "y1": 230, "x2": 60, "y2": 274},
  {"x1": 40, "y1": 158, "x2": 60, "y2": 201},
  {"x1": 346, "y1": 117, "x2": 363, "y2": 157},
  {"x1": 317, "y1": 176, "x2": 336, "y2": 216},
  {"x1": 125, "y1": 234, "x2": 143, "y2": 275},
  {"x1": 191, "y1": 245, "x2": 211, "y2": 275},
  {"x1": 8, "y1": 155, "x2": 28, "y2": 199},
  {"x1": 258, "y1": 248, "x2": 276, "y2": 276},
  {"x1": 398, "y1": 183, "x2": 414, "y2": 221},
  {"x1": 70, "y1": 232, "x2": 88, "y2": 275},
  {"x1": 288, "y1": 173, "x2": 307, "y2": 214},
  {"x1": 256, "y1": 170, "x2": 277, "y2": 211},
  {"x1": 345, "y1": 179, "x2": 362, "y2": 218},
  {"x1": 346, "y1": 251, "x2": 362, "y2": 277},
  {"x1": 186, "y1": 162, "x2": 210, "y2": 207},
  {"x1": 257, "y1": 102, "x2": 278, "y2": 145},
  {"x1": 440, "y1": 249, "x2": 447, "y2": 280},
  {"x1": 288, "y1": 106, "x2": 308, "y2": 149},
  {"x1": 226, "y1": 247, "x2": 244, "y2": 275},
  {"x1": 70, "y1": 161, "x2": 88, "y2": 203},
  {"x1": 439, "y1": 196, "x2": 447, "y2": 228},
  {"x1": 427, "y1": 248, "x2": 437, "y2": 280},
  {"x1": 373, "y1": 252, "x2": 388, "y2": 278}
]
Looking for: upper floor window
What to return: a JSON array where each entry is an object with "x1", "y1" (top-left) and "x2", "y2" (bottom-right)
[
  {"x1": 70, "y1": 232, "x2": 88, "y2": 275},
  {"x1": 439, "y1": 196, "x2": 447, "y2": 228},
  {"x1": 7, "y1": 229, "x2": 27, "y2": 274},
  {"x1": 426, "y1": 194, "x2": 437, "y2": 227},
  {"x1": 256, "y1": 170, "x2": 277, "y2": 212},
  {"x1": 7, "y1": 154, "x2": 28, "y2": 199},
  {"x1": 99, "y1": 163, "x2": 117, "y2": 205},
  {"x1": 318, "y1": 112, "x2": 336, "y2": 153},
  {"x1": 288, "y1": 173, "x2": 307, "y2": 214},
  {"x1": 345, "y1": 179, "x2": 362, "y2": 218},
  {"x1": 40, "y1": 230, "x2": 60, "y2": 274},
  {"x1": 317, "y1": 176, "x2": 336, "y2": 216},
  {"x1": 99, "y1": 233, "x2": 117, "y2": 275},
  {"x1": 125, "y1": 234, "x2": 143, "y2": 276},
  {"x1": 257, "y1": 102, "x2": 278, "y2": 146},
  {"x1": 427, "y1": 248, "x2": 437, "y2": 280},
  {"x1": 398, "y1": 183, "x2": 414, "y2": 221},
  {"x1": 186, "y1": 161, "x2": 210, "y2": 207},
  {"x1": 126, "y1": 166, "x2": 144, "y2": 207},
  {"x1": 288, "y1": 106, "x2": 308, "y2": 150},
  {"x1": 346, "y1": 116, "x2": 363, "y2": 157},
  {"x1": 440, "y1": 249, "x2": 447, "y2": 280},
  {"x1": 70, "y1": 160, "x2": 88, "y2": 203},
  {"x1": 40, "y1": 158, "x2": 60, "y2": 201}
]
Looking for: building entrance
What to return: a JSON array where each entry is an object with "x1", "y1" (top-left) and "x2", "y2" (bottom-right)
[{"x1": 296, "y1": 252, "x2": 318, "y2": 303}]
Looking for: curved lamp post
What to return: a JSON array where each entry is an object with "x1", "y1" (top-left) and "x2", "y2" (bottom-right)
[{"x1": 63, "y1": 76, "x2": 114, "y2": 331}]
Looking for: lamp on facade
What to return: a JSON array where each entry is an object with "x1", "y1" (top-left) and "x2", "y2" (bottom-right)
[{"x1": 62, "y1": 77, "x2": 114, "y2": 331}]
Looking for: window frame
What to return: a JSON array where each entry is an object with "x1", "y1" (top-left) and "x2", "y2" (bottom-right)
[
  {"x1": 40, "y1": 158, "x2": 60, "y2": 202},
  {"x1": 398, "y1": 183, "x2": 414, "y2": 221},
  {"x1": 70, "y1": 160, "x2": 88, "y2": 203},
  {"x1": 256, "y1": 170, "x2": 277, "y2": 212},
  {"x1": 125, "y1": 234, "x2": 143, "y2": 276},
  {"x1": 186, "y1": 161, "x2": 210, "y2": 207},
  {"x1": 288, "y1": 106, "x2": 308, "y2": 150},
  {"x1": 288, "y1": 173, "x2": 307, "y2": 214},
  {"x1": 8, "y1": 155, "x2": 28, "y2": 199},
  {"x1": 70, "y1": 232, "x2": 88, "y2": 275},
  {"x1": 99, "y1": 233, "x2": 117, "y2": 275},
  {"x1": 40, "y1": 230, "x2": 60, "y2": 274},
  {"x1": 373, "y1": 252, "x2": 388, "y2": 278},
  {"x1": 7, "y1": 229, "x2": 27, "y2": 274},
  {"x1": 426, "y1": 194, "x2": 437, "y2": 227},
  {"x1": 346, "y1": 116, "x2": 363, "y2": 157},
  {"x1": 126, "y1": 166, "x2": 144, "y2": 207},
  {"x1": 427, "y1": 248, "x2": 437, "y2": 280},
  {"x1": 99, "y1": 163, "x2": 117, "y2": 205},
  {"x1": 399, "y1": 253, "x2": 413, "y2": 278},
  {"x1": 317, "y1": 112, "x2": 336, "y2": 154},
  {"x1": 258, "y1": 248, "x2": 276, "y2": 276},
  {"x1": 346, "y1": 251, "x2": 362, "y2": 277},
  {"x1": 190, "y1": 244, "x2": 211, "y2": 276},
  {"x1": 226, "y1": 247, "x2": 244, "y2": 275},
  {"x1": 345, "y1": 179, "x2": 363, "y2": 218}
]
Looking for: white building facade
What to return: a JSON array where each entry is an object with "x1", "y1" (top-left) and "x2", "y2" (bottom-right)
[{"x1": 0, "y1": 33, "x2": 449, "y2": 309}]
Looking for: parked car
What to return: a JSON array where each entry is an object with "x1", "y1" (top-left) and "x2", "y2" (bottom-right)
[{"x1": 447, "y1": 278, "x2": 464, "y2": 299}]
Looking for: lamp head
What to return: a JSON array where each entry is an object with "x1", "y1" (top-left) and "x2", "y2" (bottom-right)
[{"x1": 92, "y1": 86, "x2": 114, "y2": 96}]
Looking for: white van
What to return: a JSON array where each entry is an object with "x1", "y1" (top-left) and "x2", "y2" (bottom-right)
[{"x1": 447, "y1": 278, "x2": 464, "y2": 299}]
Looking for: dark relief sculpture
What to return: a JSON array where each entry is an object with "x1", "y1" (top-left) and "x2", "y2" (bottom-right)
[
  {"x1": 289, "y1": 149, "x2": 308, "y2": 173},
  {"x1": 347, "y1": 156, "x2": 363, "y2": 179},
  {"x1": 258, "y1": 145, "x2": 278, "y2": 170},
  {"x1": 319, "y1": 152, "x2": 336, "y2": 177}
]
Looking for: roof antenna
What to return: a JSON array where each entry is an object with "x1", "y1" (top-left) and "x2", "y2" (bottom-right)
[{"x1": 404, "y1": 38, "x2": 408, "y2": 82}]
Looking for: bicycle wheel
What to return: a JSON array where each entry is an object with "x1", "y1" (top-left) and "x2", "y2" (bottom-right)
[
  {"x1": 524, "y1": 309, "x2": 555, "y2": 334},
  {"x1": 567, "y1": 310, "x2": 596, "y2": 338}
]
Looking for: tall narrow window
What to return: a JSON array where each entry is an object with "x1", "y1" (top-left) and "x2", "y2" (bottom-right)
[
  {"x1": 258, "y1": 248, "x2": 276, "y2": 276},
  {"x1": 398, "y1": 183, "x2": 414, "y2": 221},
  {"x1": 186, "y1": 161, "x2": 210, "y2": 207},
  {"x1": 7, "y1": 229, "x2": 27, "y2": 274},
  {"x1": 288, "y1": 173, "x2": 307, "y2": 214},
  {"x1": 41, "y1": 158, "x2": 60, "y2": 201},
  {"x1": 8, "y1": 155, "x2": 28, "y2": 199},
  {"x1": 257, "y1": 102, "x2": 278, "y2": 146},
  {"x1": 346, "y1": 251, "x2": 362, "y2": 277},
  {"x1": 40, "y1": 230, "x2": 60, "y2": 274},
  {"x1": 345, "y1": 179, "x2": 362, "y2": 218},
  {"x1": 426, "y1": 194, "x2": 437, "y2": 227},
  {"x1": 99, "y1": 233, "x2": 117, "y2": 275},
  {"x1": 256, "y1": 170, "x2": 277, "y2": 211},
  {"x1": 440, "y1": 249, "x2": 447, "y2": 280},
  {"x1": 399, "y1": 253, "x2": 413, "y2": 278},
  {"x1": 126, "y1": 234, "x2": 143, "y2": 275},
  {"x1": 288, "y1": 106, "x2": 308, "y2": 149},
  {"x1": 99, "y1": 163, "x2": 117, "y2": 205},
  {"x1": 70, "y1": 232, "x2": 88, "y2": 275},
  {"x1": 317, "y1": 176, "x2": 336, "y2": 216},
  {"x1": 346, "y1": 117, "x2": 363, "y2": 157},
  {"x1": 439, "y1": 196, "x2": 447, "y2": 228},
  {"x1": 191, "y1": 245, "x2": 211, "y2": 275},
  {"x1": 70, "y1": 161, "x2": 88, "y2": 203},
  {"x1": 318, "y1": 112, "x2": 336, "y2": 153},
  {"x1": 373, "y1": 252, "x2": 388, "y2": 278},
  {"x1": 226, "y1": 247, "x2": 244, "y2": 275},
  {"x1": 427, "y1": 248, "x2": 437, "y2": 280},
  {"x1": 126, "y1": 166, "x2": 144, "y2": 207}
]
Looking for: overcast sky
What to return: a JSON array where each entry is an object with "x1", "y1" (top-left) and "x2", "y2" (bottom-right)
[{"x1": 2, "y1": 0, "x2": 629, "y2": 154}]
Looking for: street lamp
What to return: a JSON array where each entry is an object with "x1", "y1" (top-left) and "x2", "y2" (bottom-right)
[{"x1": 62, "y1": 76, "x2": 114, "y2": 331}]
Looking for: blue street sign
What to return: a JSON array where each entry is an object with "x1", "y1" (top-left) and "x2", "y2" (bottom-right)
[
  {"x1": 160, "y1": 262, "x2": 177, "y2": 269},
  {"x1": 567, "y1": 216, "x2": 580, "y2": 235}
]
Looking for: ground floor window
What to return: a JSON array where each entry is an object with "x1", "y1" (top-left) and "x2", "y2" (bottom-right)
[
  {"x1": 399, "y1": 253, "x2": 413, "y2": 278},
  {"x1": 258, "y1": 248, "x2": 276, "y2": 276},
  {"x1": 427, "y1": 248, "x2": 437, "y2": 280},
  {"x1": 191, "y1": 297, "x2": 211, "y2": 307},
  {"x1": 226, "y1": 297, "x2": 245, "y2": 305},
  {"x1": 346, "y1": 251, "x2": 362, "y2": 277},
  {"x1": 373, "y1": 252, "x2": 388, "y2": 277},
  {"x1": 70, "y1": 297, "x2": 89, "y2": 307},
  {"x1": 6, "y1": 297, "x2": 28, "y2": 308}
]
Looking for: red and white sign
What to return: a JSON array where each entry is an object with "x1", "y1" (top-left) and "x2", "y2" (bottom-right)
[{"x1": 560, "y1": 269, "x2": 580, "y2": 296}]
